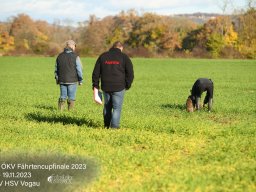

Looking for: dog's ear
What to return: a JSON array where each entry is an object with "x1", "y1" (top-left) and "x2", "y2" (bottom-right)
[
  {"x1": 188, "y1": 95, "x2": 193, "y2": 100},
  {"x1": 190, "y1": 89, "x2": 192, "y2": 94}
]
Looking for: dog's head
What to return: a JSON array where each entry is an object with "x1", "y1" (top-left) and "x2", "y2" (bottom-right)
[{"x1": 186, "y1": 95, "x2": 194, "y2": 112}]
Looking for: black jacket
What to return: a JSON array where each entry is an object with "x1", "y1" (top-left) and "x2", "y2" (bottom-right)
[
  {"x1": 92, "y1": 48, "x2": 134, "y2": 92},
  {"x1": 192, "y1": 78, "x2": 213, "y2": 98}
]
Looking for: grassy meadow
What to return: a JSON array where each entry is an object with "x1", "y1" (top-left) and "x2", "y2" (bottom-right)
[{"x1": 0, "y1": 56, "x2": 255, "y2": 191}]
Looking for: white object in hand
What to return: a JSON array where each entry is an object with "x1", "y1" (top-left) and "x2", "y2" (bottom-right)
[{"x1": 94, "y1": 88, "x2": 103, "y2": 105}]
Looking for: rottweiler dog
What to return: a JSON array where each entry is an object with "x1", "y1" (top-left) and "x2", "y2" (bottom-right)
[{"x1": 187, "y1": 78, "x2": 214, "y2": 112}]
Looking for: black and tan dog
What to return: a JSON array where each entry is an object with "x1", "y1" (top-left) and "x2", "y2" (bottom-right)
[{"x1": 186, "y1": 78, "x2": 214, "y2": 112}]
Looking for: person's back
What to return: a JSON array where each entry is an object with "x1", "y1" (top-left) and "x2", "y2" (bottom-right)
[
  {"x1": 192, "y1": 78, "x2": 213, "y2": 97},
  {"x1": 93, "y1": 42, "x2": 133, "y2": 93},
  {"x1": 97, "y1": 48, "x2": 126, "y2": 92},
  {"x1": 56, "y1": 50, "x2": 79, "y2": 84},
  {"x1": 92, "y1": 41, "x2": 134, "y2": 128}
]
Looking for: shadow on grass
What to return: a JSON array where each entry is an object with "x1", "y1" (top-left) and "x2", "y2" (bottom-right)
[
  {"x1": 34, "y1": 104, "x2": 56, "y2": 111},
  {"x1": 26, "y1": 112, "x2": 100, "y2": 128},
  {"x1": 161, "y1": 103, "x2": 185, "y2": 110}
]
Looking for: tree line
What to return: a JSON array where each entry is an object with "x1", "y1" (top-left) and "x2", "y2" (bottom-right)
[{"x1": 0, "y1": 7, "x2": 255, "y2": 59}]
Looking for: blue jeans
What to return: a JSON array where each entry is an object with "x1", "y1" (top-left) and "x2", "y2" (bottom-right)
[
  {"x1": 103, "y1": 89, "x2": 125, "y2": 128},
  {"x1": 59, "y1": 84, "x2": 77, "y2": 101}
]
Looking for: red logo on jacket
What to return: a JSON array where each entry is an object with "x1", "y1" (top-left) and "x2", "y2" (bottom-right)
[{"x1": 105, "y1": 60, "x2": 120, "y2": 65}]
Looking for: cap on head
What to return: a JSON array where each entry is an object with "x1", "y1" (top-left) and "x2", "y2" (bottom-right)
[{"x1": 66, "y1": 40, "x2": 76, "y2": 47}]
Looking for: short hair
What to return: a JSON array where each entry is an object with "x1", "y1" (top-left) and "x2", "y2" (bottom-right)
[
  {"x1": 112, "y1": 41, "x2": 123, "y2": 49},
  {"x1": 66, "y1": 40, "x2": 76, "y2": 48}
]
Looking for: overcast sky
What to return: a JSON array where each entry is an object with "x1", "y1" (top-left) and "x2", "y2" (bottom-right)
[{"x1": 1, "y1": 0, "x2": 249, "y2": 24}]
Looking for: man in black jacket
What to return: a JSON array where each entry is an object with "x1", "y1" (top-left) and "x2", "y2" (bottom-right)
[
  {"x1": 189, "y1": 78, "x2": 214, "y2": 111},
  {"x1": 92, "y1": 41, "x2": 134, "y2": 128}
]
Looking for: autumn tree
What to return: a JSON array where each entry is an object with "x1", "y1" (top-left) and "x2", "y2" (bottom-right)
[
  {"x1": 0, "y1": 32, "x2": 15, "y2": 55},
  {"x1": 183, "y1": 16, "x2": 238, "y2": 58},
  {"x1": 236, "y1": 7, "x2": 256, "y2": 58},
  {"x1": 107, "y1": 10, "x2": 138, "y2": 46},
  {"x1": 2, "y1": 9, "x2": 255, "y2": 58},
  {"x1": 127, "y1": 13, "x2": 196, "y2": 56},
  {"x1": 80, "y1": 15, "x2": 115, "y2": 56},
  {"x1": 9, "y1": 14, "x2": 38, "y2": 53},
  {"x1": 6, "y1": 14, "x2": 76, "y2": 55}
]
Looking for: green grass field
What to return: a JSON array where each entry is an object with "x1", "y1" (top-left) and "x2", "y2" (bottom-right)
[{"x1": 0, "y1": 57, "x2": 255, "y2": 191}]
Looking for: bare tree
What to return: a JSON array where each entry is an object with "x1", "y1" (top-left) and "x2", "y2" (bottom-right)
[
  {"x1": 217, "y1": 0, "x2": 234, "y2": 36},
  {"x1": 247, "y1": 0, "x2": 256, "y2": 9}
]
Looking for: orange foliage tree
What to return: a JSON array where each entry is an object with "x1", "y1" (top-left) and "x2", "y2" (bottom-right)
[{"x1": 0, "y1": 32, "x2": 15, "y2": 55}]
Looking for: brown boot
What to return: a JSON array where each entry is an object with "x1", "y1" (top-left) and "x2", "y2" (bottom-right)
[
  {"x1": 58, "y1": 98, "x2": 66, "y2": 111},
  {"x1": 68, "y1": 100, "x2": 75, "y2": 110}
]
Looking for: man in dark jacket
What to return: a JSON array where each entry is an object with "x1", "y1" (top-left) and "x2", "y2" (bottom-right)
[
  {"x1": 92, "y1": 41, "x2": 134, "y2": 128},
  {"x1": 189, "y1": 78, "x2": 214, "y2": 111},
  {"x1": 55, "y1": 40, "x2": 83, "y2": 111}
]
